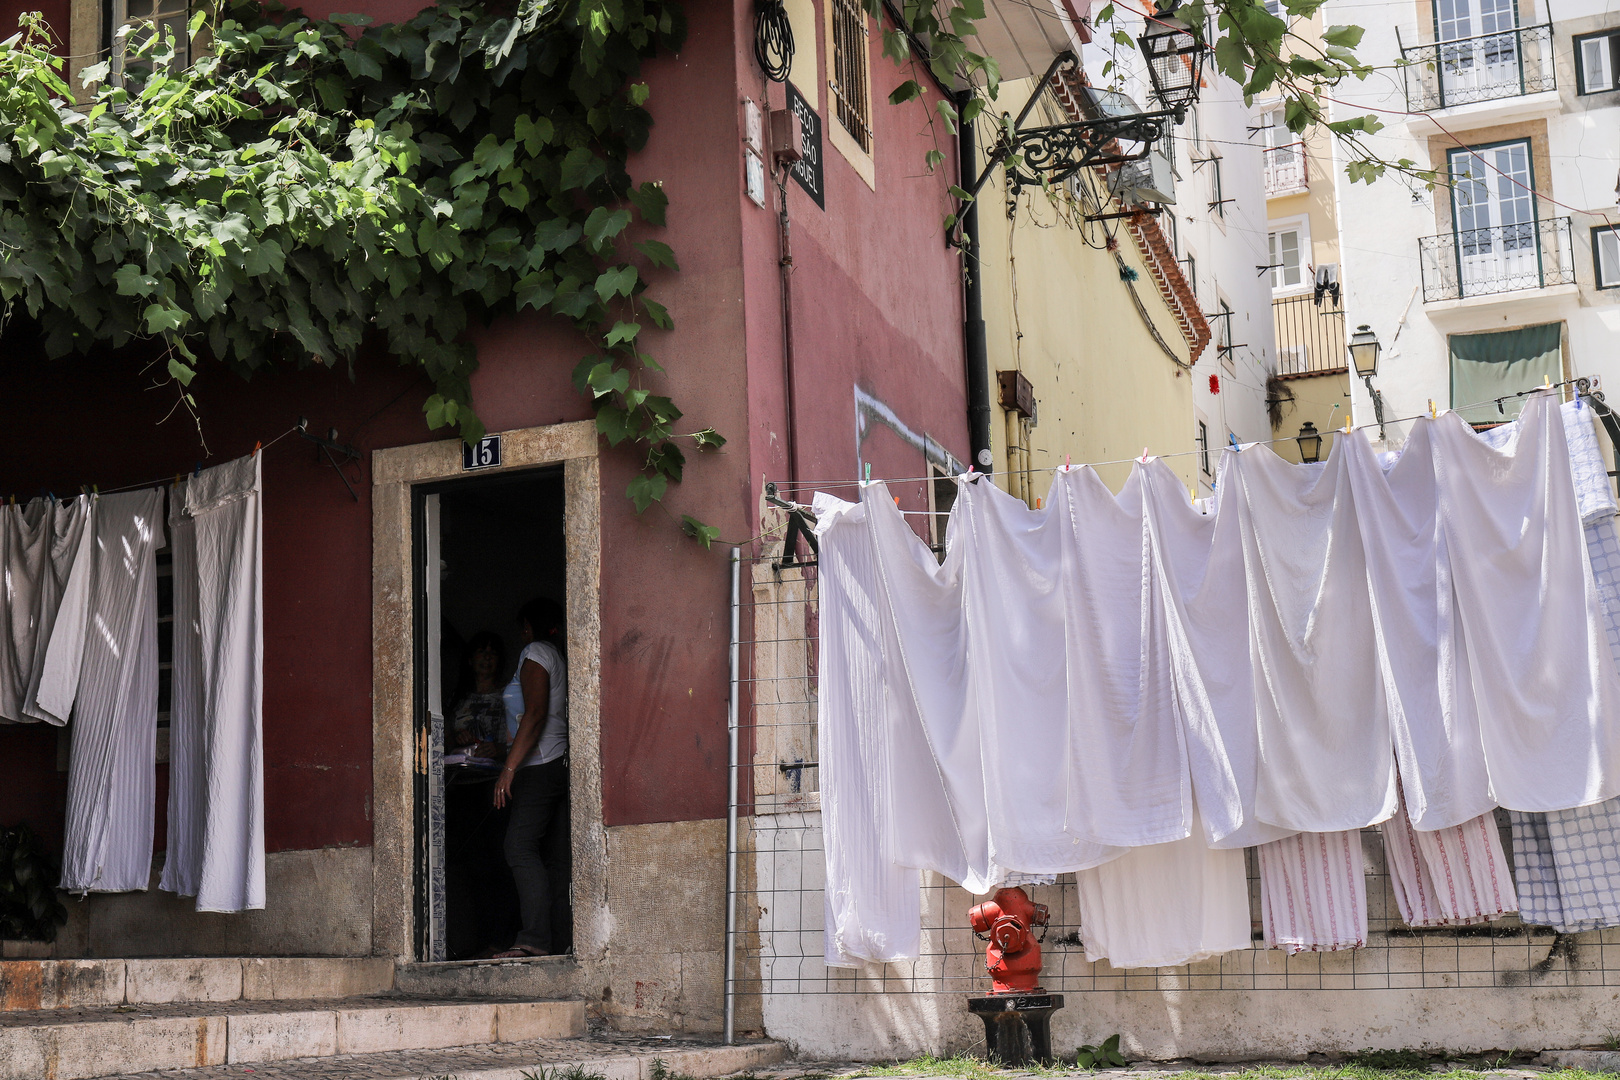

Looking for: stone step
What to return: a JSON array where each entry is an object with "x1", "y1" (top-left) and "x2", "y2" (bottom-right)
[
  {"x1": 0, "y1": 957, "x2": 395, "y2": 1011},
  {"x1": 99, "y1": 1033, "x2": 787, "y2": 1080},
  {"x1": 0, "y1": 995, "x2": 585, "y2": 1080}
]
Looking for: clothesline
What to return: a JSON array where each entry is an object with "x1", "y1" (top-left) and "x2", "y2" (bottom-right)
[
  {"x1": 3, "y1": 423, "x2": 300, "y2": 503},
  {"x1": 769, "y1": 379, "x2": 1596, "y2": 495}
]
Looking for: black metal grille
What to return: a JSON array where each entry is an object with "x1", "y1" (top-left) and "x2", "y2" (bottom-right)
[
  {"x1": 1418, "y1": 216, "x2": 1575, "y2": 302},
  {"x1": 829, "y1": 0, "x2": 871, "y2": 153},
  {"x1": 1401, "y1": 24, "x2": 1555, "y2": 112},
  {"x1": 1273, "y1": 293, "x2": 1347, "y2": 377}
]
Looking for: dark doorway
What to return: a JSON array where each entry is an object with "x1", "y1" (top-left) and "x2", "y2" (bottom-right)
[{"x1": 414, "y1": 467, "x2": 572, "y2": 961}]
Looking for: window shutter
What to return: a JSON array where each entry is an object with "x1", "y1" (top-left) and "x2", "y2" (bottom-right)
[
  {"x1": 1598, "y1": 227, "x2": 1620, "y2": 288},
  {"x1": 1581, "y1": 34, "x2": 1614, "y2": 93}
]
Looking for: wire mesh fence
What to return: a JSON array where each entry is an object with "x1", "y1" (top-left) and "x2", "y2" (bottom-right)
[{"x1": 732, "y1": 532, "x2": 1620, "y2": 1005}]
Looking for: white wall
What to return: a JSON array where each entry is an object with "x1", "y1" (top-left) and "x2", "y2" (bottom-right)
[
  {"x1": 1079, "y1": 16, "x2": 1278, "y2": 491},
  {"x1": 1324, "y1": 0, "x2": 1620, "y2": 444}
]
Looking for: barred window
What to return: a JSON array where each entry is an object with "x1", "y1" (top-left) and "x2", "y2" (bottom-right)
[
  {"x1": 110, "y1": 0, "x2": 194, "y2": 79},
  {"x1": 829, "y1": 0, "x2": 872, "y2": 153}
]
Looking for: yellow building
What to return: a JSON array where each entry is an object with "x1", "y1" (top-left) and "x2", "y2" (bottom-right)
[
  {"x1": 977, "y1": 74, "x2": 1213, "y2": 500},
  {"x1": 1258, "y1": 11, "x2": 1354, "y2": 462}
]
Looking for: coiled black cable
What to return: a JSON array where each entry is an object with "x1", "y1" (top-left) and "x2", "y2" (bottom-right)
[{"x1": 754, "y1": 0, "x2": 794, "y2": 82}]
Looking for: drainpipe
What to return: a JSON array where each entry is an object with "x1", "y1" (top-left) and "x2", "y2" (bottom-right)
[
  {"x1": 722, "y1": 547, "x2": 741, "y2": 1045},
  {"x1": 958, "y1": 88, "x2": 992, "y2": 471}
]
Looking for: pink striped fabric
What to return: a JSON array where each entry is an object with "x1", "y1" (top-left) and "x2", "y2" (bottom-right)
[
  {"x1": 1381, "y1": 788, "x2": 1515, "y2": 927},
  {"x1": 1257, "y1": 831, "x2": 1368, "y2": 953}
]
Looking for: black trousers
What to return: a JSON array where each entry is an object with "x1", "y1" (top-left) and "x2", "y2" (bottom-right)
[{"x1": 503, "y1": 757, "x2": 572, "y2": 954}]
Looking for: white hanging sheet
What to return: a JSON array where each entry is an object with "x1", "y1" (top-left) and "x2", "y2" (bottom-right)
[
  {"x1": 815, "y1": 491, "x2": 927, "y2": 966},
  {"x1": 953, "y1": 470, "x2": 1190, "y2": 854},
  {"x1": 1137, "y1": 460, "x2": 1291, "y2": 849},
  {"x1": 1431, "y1": 392, "x2": 1620, "y2": 812},
  {"x1": 0, "y1": 500, "x2": 49, "y2": 722},
  {"x1": 185, "y1": 455, "x2": 265, "y2": 912},
  {"x1": 1221, "y1": 443, "x2": 1399, "y2": 832},
  {"x1": 1073, "y1": 807, "x2": 1250, "y2": 969},
  {"x1": 0, "y1": 497, "x2": 94, "y2": 726},
  {"x1": 161, "y1": 482, "x2": 204, "y2": 901},
  {"x1": 59, "y1": 489, "x2": 165, "y2": 894}
]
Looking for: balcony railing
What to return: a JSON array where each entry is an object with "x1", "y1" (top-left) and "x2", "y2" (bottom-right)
[
  {"x1": 1263, "y1": 143, "x2": 1308, "y2": 196},
  {"x1": 1400, "y1": 23, "x2": 1554, "y2": 112},
  {"x1": 1272, "y1": 293, "x2": 1347, "y2": 377},
  {"x1": 1418, "y1": 216, "x2": 1574, "y2": 302}
]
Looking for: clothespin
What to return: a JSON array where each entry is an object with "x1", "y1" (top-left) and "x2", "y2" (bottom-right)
[
  {"x1": 863, "y1": 462, "x2": 871, "y2": 482},
  {"x1": 91, "y1": 484, "x2": 98, "y2": 495},
  {"x1": 252, "y1": 441, "x2": 261, "y2": 457},
  {"x1": 1065, "y1": 453, "x2": 1071, "y2": 472},
  {"x1": 1035, "y1": 497, "x2": 1044, "y2": 509},
  {"x1": 1228, "y1": 433, "x2": 1241, "y2": 452},
  {"x1": 1140, "y1": 446, "x2": 1150, "y2": 463},
  {"x1": 1427, "y1": 399, "x2": 1437, "y2": 419},
  {"x1": 194, "y1": 461, "x2": 202, "y2": 478},
  {"x1": 1343, "y1": 414, "x2": 1353, "y2": 434},
  {"x1": 174, "y1": 474, "x2": 182, "y2": 488},
  {"x1": 1497, "y1": 398, "x2": 1506, "y2": 415}
]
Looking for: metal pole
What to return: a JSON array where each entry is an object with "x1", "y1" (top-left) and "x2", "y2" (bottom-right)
[{"x1": 722, "y1": 547, "x2": 742, "y2": 1045}]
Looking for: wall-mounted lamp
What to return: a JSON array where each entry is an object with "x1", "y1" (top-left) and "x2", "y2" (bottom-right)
[{"x1": 1348, "y1": 323, "x2": 1387, "y2": 441}]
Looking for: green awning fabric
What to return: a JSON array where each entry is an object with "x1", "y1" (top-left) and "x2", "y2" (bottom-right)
[{"x1": 1450, "y1": 323, "x2": 1563, "y2": 425}]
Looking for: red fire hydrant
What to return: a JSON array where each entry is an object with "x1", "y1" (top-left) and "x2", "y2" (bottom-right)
[{"x1": 967, "y1": 886, "x2": 1049, "y2": 994}]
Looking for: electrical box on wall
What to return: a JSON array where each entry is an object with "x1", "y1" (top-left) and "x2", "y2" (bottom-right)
[
  {"x1": 1109, "y1": 149, "x2": 1176, "y2": 206},
  {"x1": 997, "y1": 370, "x2": 1036, "y2": 419}
]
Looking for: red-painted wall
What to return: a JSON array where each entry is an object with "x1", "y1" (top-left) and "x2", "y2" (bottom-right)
[{"x1": 0, "y1": 0, "x2": 967, "y2": 858}]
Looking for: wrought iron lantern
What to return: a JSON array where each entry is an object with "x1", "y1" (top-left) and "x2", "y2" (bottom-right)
[
  {"x1": 1138, "y1": 6, "x2": 1205, "y2": 120},
  {"x1": 1296, "y1": 421, "x2": 1323, "y2": 464},
  {"x1": 1348, "y1": 324, "x2": 1381, "y2": 378}
]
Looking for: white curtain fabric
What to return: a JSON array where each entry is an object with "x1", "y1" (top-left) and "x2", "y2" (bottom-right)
[
  {"x1": 1380, "y1": 789, "x2": 1515, "y2": 928},
  {"x1": 815, "y1": 390, "x2": 1620, "y2": 968},
  {"x1": 0, "y1": 496, "x2": 95, "y2": 726},
  {"x1": 58, "y1": 489, "x2": 166, "y2": 894},
  {"x1": 1073, "y1": 811, "x2": 1250, "y2": 969},
  {"x1": 160, "y1": 482, "x2": 204, "y2": 901},
  {"x1": 1257, "y1": 831, "x2": 1368, "y2": 954},
  {"x1": 161, "y1": 456, "x2": 265, "y2": 912}
]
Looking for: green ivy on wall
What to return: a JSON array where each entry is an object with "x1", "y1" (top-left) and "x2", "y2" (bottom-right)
[{"x1": 0, "y1": 0, "x2": 725, "y2": 525}]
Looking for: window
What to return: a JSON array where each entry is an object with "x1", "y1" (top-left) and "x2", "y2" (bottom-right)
[
  {"x1": 1181, "y1": 252, "x2": 1197, "y2": 301},
  {"x1": 1576, "y1": 30, "x2": 1619, "y2": 94},
  {"x1": 829, "y1": 0, "x2": 872, "y2": 153},
  {"x1": 1210, "y1": 156, "x2": 1226, "y2": 218},
  {"x1": 1197, "y1": 420, "x2": 1212, "y2": 477},
  {"x1": 1596, "y1": 225, "x2": 1620, "y2": 289},
  {"x1": 929, "y1": 466, "x2": 957, "y2": 557},
  {"x1": 110, "y1": 0, "x2": 194, "y2": 79},
  {"x1": 1218, "y1": 299, "x2": 1234, "y2": 355},
  {"x1": 1449, "y1": 322, "x2": 1562, "y2": 425},
  {"x1": 1268, "y1": 218, "x2": 1310, "y2": 291},
  {"x1": 1264, "y1": 0, "x2": 1281, "y2": 13}
]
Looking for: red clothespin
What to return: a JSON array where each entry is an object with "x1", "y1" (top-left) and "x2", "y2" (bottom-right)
[
  {"x1": 1139, "y1": 446, "x2": 1150, "y2": 463},
  {"x1": 252, "y1": 441, "x2": 261, "y2": 457},
  {"x1": 1064, "y1": 453, "x2": 1071, "y2": 472}
]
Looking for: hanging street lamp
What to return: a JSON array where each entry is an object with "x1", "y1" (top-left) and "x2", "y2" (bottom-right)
[
  {"x1": 1296, "y1": 421, "x2": 1323, "y2": 464},
  {"x1": 1138, "y1": 4, "x2": 1205, "y2": 122},
  {"x1": 1347, "y1": 324, "x2": 1387, "y2": 440},
  {"x1": 955, "y1": 13, "x2": 1210, "y2": 207}
]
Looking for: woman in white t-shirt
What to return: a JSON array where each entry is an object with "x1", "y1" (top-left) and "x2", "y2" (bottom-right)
[{"x1": 490, "y1": 597, "x2": 571, "y2": 957}]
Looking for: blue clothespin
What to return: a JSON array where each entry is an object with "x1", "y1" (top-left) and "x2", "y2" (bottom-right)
[
  {"x1": 1228, "y1": 433, "x2": 1241, "y2": 452},
  {"x1": 194, "y1": 461, "x2": 202, "y2": 478}
]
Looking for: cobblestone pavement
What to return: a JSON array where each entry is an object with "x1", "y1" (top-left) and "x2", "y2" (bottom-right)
[{"x1": 104, "y1": 1032, "x2": 774, "y2": 1080}]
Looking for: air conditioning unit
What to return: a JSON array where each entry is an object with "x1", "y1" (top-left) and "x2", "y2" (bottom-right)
[{"x1": 1109, "y1": 148, "x2": 1176, "y2": 206}]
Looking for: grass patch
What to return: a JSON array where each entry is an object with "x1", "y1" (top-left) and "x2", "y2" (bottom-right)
[
  {"x1": 855, "y1": 1055, "x2": 1615, "y2": 1080},
  {"x1": 522, "y1": 1068, "x2": 612, "y2": 1080}
]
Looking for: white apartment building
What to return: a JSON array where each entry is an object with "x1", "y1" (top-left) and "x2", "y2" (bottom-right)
[
  {"x1": 1327, "y1": 0, "x2": 1620, "y2": 440},
  {"x1": 1085, "y1": 12, "x2": 1278, "y2": 494}
]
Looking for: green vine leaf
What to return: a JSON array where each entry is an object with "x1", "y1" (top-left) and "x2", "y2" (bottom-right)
[
  {"x1": 681, "y1": 514, "x2": 720, "y2": 548},
  {"x1": 0, "y1": 1, "x2": 729, "y2": 537}
]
